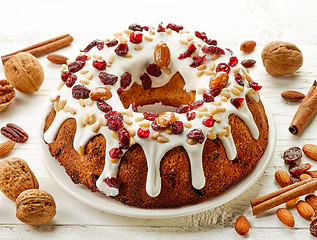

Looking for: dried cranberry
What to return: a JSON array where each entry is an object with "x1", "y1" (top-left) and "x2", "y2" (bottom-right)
[
  {"x1": 190, "y1": 100, "x2": 204, "y2": 110},
  {"x1": 106, "y1": 39, "x2": 119, "y2": 47},
  {"x1": 187, "y1": 128, "x2": 205, "y2": 144},
  {"x1": 228, "y1": 56, "x2": 238, "y2": 67},
  {"x1": 93, "y1": 59, "x2": 107, "y2": 71},
  {"x1": 128, "y1": 23, "x2": 143, "y2": 32},
  {"x1": 105, "y1": 177, "x2": 121, "y2": 188},
  {"x1": 107, "y1": 119, "x2": 123, "y2": 131},
  {"x1": 132, "y1": 103, "x2": 138, "y2": 112},
  {"x1": 137, "y1": 127, "x2": 150, "y2": 138},
  {"x1": 117, "y1": 87, "x2": 124, "y2": 95},
  {"x1": 129, "y1": 32, "x2": 143, "y2": 44},
  {"x1": 140, "y1": 73, "x2": 152, "y2": 90},
  {"x1": 157, "y1": 22, "x2": 165, "y2": 32},
  {"x1": 61, "y1": 71, "x2": 71, "y2": 81},
  {"x1": 97, "y1": 100, "x2": 112, "y2": 113},
  {"x1": 76, "y1": 55, "x2": 88, "y2": 62},
  {"x1": 120, "y1": 72, "x2": 132, "y2": 89},
  {"x1": 290, "y1": 163, "x2": 311, "y2": 174},
  {"x1": 104, "y1": 111, "x2": 123, "y2": 121},
  {"x1": 283, "y1": 147, "x2": 302, "y2": 164},
  {"x1": 202, "y1": 117, "x2": 216, "y2": 127},
  {"x1": 249, "y1": 82, "x2": 262, "y2": 91},
  {"x1": 68, "y1": 61, "x2": 85, "y2": 73},
  {"x1": 96, "y1": 41, "x2": 104, "y2": 50},
  {"x1": 66, "y1": 74, "x2": 77, "y2": 87},
  {"x1": 146, "y1": 63, "x2": 162, "y2": 77},
  {"x1": 205, "y1": 39, "x2": 217, "y2": 46},
  {"x1": 202, "y1": 45, "x2": 225, "y2": 55},
  {"x1": 195, "y1": 31, "x2": 207, "y2": 41},
  {"x1": 166, "y1": 23, "x2": 183, "y2": 33},
  {"x1": 190, "y1": 55, "x2": 206, "y2": 68},
  {"x1": 142, "y1": 26, "x2": 149, "y2": 31},
  {"x1": 109, "y1": 147, "x2": 123, "y2": 159},
  {"x1": 216, "y1": 63, "x2": 230, "y2": 74},
  {"x1": 72, "y1": 85, "x2": 91, "y2": 99},
  {"x1": 176, "y1": 105, "x2": 190, "y2": 114},
  {"x1": 118, "y1": 127, "x2": 130, "y2": 149},
  {"x1": 179, "y1": 44, "x2": 197, "y2": 59},
  {"x1": 203, "y1": 90, "x2": 221, "y2": 102},
  {"x1": 187, "y1": 112, "x2": 196, "y2": 121},
  {"x1": 115, "y1": 43, "x2": 129, "y2": 56},
  {"x1": 81, "y1": 39, "x2": 103, "y2": 52},
  {"x1": 230, "y1": 98, "x2": 244, "y2": 109},
  {"x1": 99, "y1": 72, "x2": 118, "y2": 85},
  {"x1": 171, "y1": 121, "x2": 184, "y2": 134},
  {"x1": 234, "y1": 73, "x2": 244, "y2": 87},
  {"x1": 226, "y1": 48, "x2": 233, "y2": 55},
  {"x1": 241, "y1": 59, "x2": 256, "y2": 68},
  {"x1": 151, "y1": 119, "x2": 161, "y2": 131},
  {"x1": 143, "y1": 112, "x2": 159, "y2": 121}
]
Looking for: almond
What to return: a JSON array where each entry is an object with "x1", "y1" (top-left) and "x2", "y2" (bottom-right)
[
  {"x1": 296, "y1": 200, "x2": 315, "y2": 220},
  {"x1": 0, "y1": 140, "x2": 15, "y2": 156},
  {"x1": 156, "y1": 111, "x2": 175, "y2": 127},
  {"x1": 281, "y1": 90, "x2": 305, "y2": 102},
  {"x1": 303, "y1": 144, "x2": 317, "y2": 161},
  {"x1": 240, "y1": 40, "x2": 256, "y2": 54},
  {"x1": 276, "y1": 208, "x2": 295, "y2": 227},
  {"x1": 234, "y1": 215, "x2": 249, "y2": 236},
  {"x1": 305, "y1": 195, "x2": 317, "y2": 210},
  {"x1": 89, "y1": 87, "x2": 112, "y2": 101},
  {"x1": 275, "y1": 170, "x2": 291, "y2": 187},
  {"x1": 154, "y1": 41, "x2": 170, "y2": 68},
  {"x1": 47, "y1": 54, "x2": 68, "y2": 64}
]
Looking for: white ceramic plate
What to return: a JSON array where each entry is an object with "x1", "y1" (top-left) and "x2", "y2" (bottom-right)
[{"x1": 39, "y1": 102, "x2": 276, "y2": 219}]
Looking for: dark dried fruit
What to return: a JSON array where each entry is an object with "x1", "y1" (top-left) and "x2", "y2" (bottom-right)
[
  {"x1": 140, "y1": 73, "x2": 152, "y2": 90},
  {"x1": 216, "y1": 63, "x2": 230, "y2": 74},
  {"x1": 234, "y1": 73, "x2": 244, "y2": 87},
  {"x1": 80, "y1": 39, "x2": 104, "y2": 52},
  {"x1": 190, "y1": 100, "x2": 204, "y2": 110},
  {"x1": 76, "y1": 55, "x2": 88, "y2": 62},
  {"x1": 118, "y1": 127, "x2": 130, "y2": 149},
  {"x1": 179, "y1": 44, "x2": 197, "y2": 59},
  {"x1": 176, "y1": 104, "x2": 190, "y2": 114},
  {"x1": 249, "y1": 82, "x2": 262, "y2": 91},
  {"x1": 146, "y1": 63, "x2": 162, "y2": 77},
  {"x1": 137, "y1": 127, "x2": 150, "y2": 138},
  {"x1": 129, "y1": 32, "x2": 143, "y2": 44},
  {"x1": 289, "y1": 163, "x2": 311, "y2": 174},
  {"x1": 65, "y1": 74, "x2": 77, "y2": 88},
  {"x1": 151, "y1": 119, "x2": 161, "y2": 131},
  {"x1": 120, "y1": 72, "x2": 132, "y2": 89},
  {"x1": 143, "y1": 112, "x2": 159, "y2": 121},
  {"x1": 195, "y1": 31, "x2": 207, "y2": 41},
  {"x1": 93, "y1": 59, "x2": 107, "y2": 71},
  {"x1": 105, "y1": 177, "x2": 121, "y2": 188},
  {"x1": 283, "y1": 147, "x2": 302, "y2": 164},
  {"x1": 107, "y1": 119, "x2": 123, "y2": 131},
  {"x1": 68, "y1": 61, "x2": 85, "y2": 73},
  {"x1": 61, "y1": 71, "x2": 71, "y2": 81},
  {"x1": 106, "y1": 39, "x2": 119, "y2": 47},
  {"x1": 186, "y1": 112, "x2": 196, "y2": 121},
  {"x1": 157, "y1": 22, "x2": 165, "y2": 32},
  {"x1": 189, "y1": 55, "x2": 206, "y2": 68},
  {"x1": 228, "y1": 56, "x2": 238, "y2": 67},
  {"x1": 99, "y1": 72, "x2": 118, "y2": 85},
  {"x1": 109, "y1": 147, "x2": 123, "y2": 159},
  {"x1": 104, "y1": 111, "x2": 123, "y2": 121},
  {"x1": 115, "y1": 43, "x2": 129, "y2": 56},
  {"x1": 202, "y1": 117, "x2": 216, "y2": 127},
  {"x1": 117, "y1": 87, "x2": 124, "y2": 95},
  {"x1": 201, "y1": 45, "x2": 225, "y2": 55},
  {"x1": 203, "y1": 89, "x2": 221, "y2": 102},
  {"x1": 241, "y1": 59, "x2": 256, "y2": 68},
  {"x1": 1, "y1": 123, "x2": 28, "y2": 143},
  {"x1": 205, "y1": 39, "x2": 217, "y2": 46},
  {"x1": 187, "y1": 128, "x2": 205, "y2": 143},
  {"x1": 72, "y1": 85, "x2": 91, "y2": 99},
  {"x1": 97, "y1": 100, "x2": 112, "y2": 113},
  {"x1": 230, "y1": 98, "x2": 244, "y2": 109},
  {"x1": 166, "y1": 23, "x2": 183, "y2": 32},
  {"x1": 128, "y1": 23, "x2": 143, "y2": 32},
  {"x1": 171, "y1": 121, "x2": 184, "y2": 134}
]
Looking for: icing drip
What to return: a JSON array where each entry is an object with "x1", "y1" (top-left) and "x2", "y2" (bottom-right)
[{"x1": 44, "y1": 24, "x2": 263, "y2": 197}]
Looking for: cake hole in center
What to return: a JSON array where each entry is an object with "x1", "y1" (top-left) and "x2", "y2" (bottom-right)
[{"x1": 137, "y1": 103, "x2": 177, "y2": 114}]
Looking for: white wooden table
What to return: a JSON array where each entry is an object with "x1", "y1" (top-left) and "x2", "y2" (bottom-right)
[{"x1": 1, "y1": 0, "x2": 317, "y2": 239}]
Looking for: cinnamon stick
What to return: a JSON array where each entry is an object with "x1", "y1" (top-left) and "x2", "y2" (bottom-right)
[
  {"x1": 289, "y1": 80, "x2": 317, "y2": 135},
  {"x1": 251, "y1": 179, "x2": 317, "y2": 216},
  {"x1": 1, "y1": 34, "x2": 73, "y2": 64}
]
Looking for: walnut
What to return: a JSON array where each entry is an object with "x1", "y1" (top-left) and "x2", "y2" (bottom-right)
[
  {"x1": 0, "y1": 79, "x2": 15, "y2": 112},
  {"x1": 4, "y1": 52, "x2": 44, "y2": 93},
  {"x1": 0, "y1": 157, "x2": 39, "y2": 201},
  {"x1": 16, "y1": 189, "x2": 56, "y2": 225},
  {"x1": 261, "y1": 41, "x2": 303, "y2": 76}
]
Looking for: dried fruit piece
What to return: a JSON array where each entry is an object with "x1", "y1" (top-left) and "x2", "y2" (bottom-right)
[
  {"x1": 105, "y1": 177, "x2": 121, "y2": 188},
  {"x1": 234, "y1": 73, "x2": 244, "y2": 87},
  {"x1": 99, "y1": 72, "x2": 118, "y2": 85},
  {"x1": 281, "y1": 90, "x2": 305, "y2": 102},
  {"x1": 118, "y1": 128, "x2": 130, "y2": 149},
  {"x1": 209, "y1": 72, "x2": 229, "y2": 90},
  {"x1": 109, "y1": 147, "x2": 123, "y2": 159},
  {"x1": 303, "y1": 144, "x2": 317, "y2": 161},
  {"x1": 68, "y1": 60, "x2": 85, "y2": 73},
  {"x1": 230, "y1": 98, "x2": 244, "y2": 109},
  {"x1": 93, "y1": 59, "x2": 107, "y2": 70},
  {"x1": 137, "y1": 127, "x2": 150, "y2": 138},
  {"x1": 156, "y1": 111, "x2": 175, "y2": 127},
  {"x1": 275, "y1": 170, "x2": 291, "y2": 187},
  {"x1": 190, "y1": 55, "x2": 206, "y2": 68},
  {"x1": 115, "y1": 43, "x2": 129, "y2": 56},
  {"x1": 179, "y1": 44, "x2": 197, "y2": 59},
  {"x1": 283, "y1": 147, "x2": 302, "y2": 164},
  {"x1": 171, "y1": 121, "x2": 184, "y2": 134},
  {"x1": 201, "y1": 45, "x2": 225, "y2": 55},
  {"x1": 128, "y1": 23, "x2": 143, "y2": 32},
  {"x1": 166, "y1": 23, "x2": 183, "y2": 32},
  {"x1": 187, "y1": 129, "x2": 205, "y2": 144},
  {"x1": 289, "y1": 163, "x2": 311, "y2": 174},
  {"x1": 106, "y1": 39, "x2": 119, "y2": 47},
  {"x1": 154, "y1": 41, "x2": 170, "y2": 68},
  {"x1": 248, "y1": 82, "x2": 262, "y2": 91},
  {"x1": 296, "y1": 200, "x2": 315, "y2": 220},
  {"x1": 65, "y1": 74, "x2": 77, "y2": 88},
  {"x1": 129, "y1": 32, "x2": 143, "y2": 44},
  {"x1": 140, "y1": 73, "x2": 152, "y2": 90},
  {"x1": 215, "y1": 63, "x2": 230, "y2": 74},
  {"x1": 187, "y1": 112, "x2": 196, "y2": 121},
  {"x1": 157, "y1": 22, "x2": 165, "y2": 32},
  {"x1": 234, "y1": 216, "x2": 249, "y2": 236},
  {"x1": 146, "y1": 63, "x2": 162, "y2": 77},
  {"x1": 97, "y1": 100, "x2": 112, "y2": 113},
  {"x1": 241, "y1": 59, "x2": 256, "y2": 68},
  {"x1": 202, "y1": 117, "x2": 216, "y2": 127},
  {"x1": 240, "y1": 40, "x2": 256, "y2": 53},
  {"x1": 276, "y1": 208, "x2": 295, "y2": 227},
  {"x1": 81, "y1": 39, "x2": 104, "y2": 52},
  {"x1": 190, "y1": 100, "x2": 204, "y2": 110},
  {"x1": 228, "y1": 56, "x2": 238, "y2": 67},
  {"x1": 176, "y1": 104, "x2": 190, "y2": 114},
  {"x1": 89, "y1": 87, "x2": 112, "y2": 101},
  {"x1": 120, "y1": 72, "x2": 132, "y2": 89},
  {"x1": 143, "y1": 112, "x2": 159, "y2": 121}
]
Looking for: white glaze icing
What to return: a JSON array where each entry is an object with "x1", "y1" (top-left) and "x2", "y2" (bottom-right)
[{"x1": 44, "y1": 24, "x2": 263, "y2": 198}]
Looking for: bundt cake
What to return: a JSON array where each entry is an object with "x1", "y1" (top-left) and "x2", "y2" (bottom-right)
[{"x1": 43, "y1": 23, "x2": 269, "y2": 208}]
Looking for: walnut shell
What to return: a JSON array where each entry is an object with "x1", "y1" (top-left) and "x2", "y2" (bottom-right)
[
  {"x1": 4, "y1": 52, "x2": 44, "y2": 93},
  {"x1": 0, "y1": 157, "x2": 39, "y2": 201},
  {"x1": 16, "y1": 189, "x2": 56, "y2": 225},
  {"x1": 261, "y1": 41, "x2": 303, "y2": 76}
]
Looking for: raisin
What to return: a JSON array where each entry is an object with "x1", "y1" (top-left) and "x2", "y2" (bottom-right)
[
  {"x1": 99, "y1": 72, "x2": 118, "y2": 85},
  {"x1": 283, "y1": 147, "x2": 302, "y2": 164},
  {"x1": 72, "y1": 85, "x2": 90, "y2": 99},
  {"x1": 241, "y1": 59, "x2": 256, "y2": 68},
  {"x1": 289, "y1": 163, "x2": 311, "y2": 174}
]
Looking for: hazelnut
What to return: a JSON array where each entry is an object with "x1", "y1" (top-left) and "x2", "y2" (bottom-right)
[
  {"x1": 4, "y1": 52, "x2": 44, "y2": 93},
  {"x1": 16, "y1": 189, "x2": 56, "y2": 225},
  {"x1": 261, "y1": 41, "x2": 303, "y2": 76}
]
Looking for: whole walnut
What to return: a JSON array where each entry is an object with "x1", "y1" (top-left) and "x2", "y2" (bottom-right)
[
  {"x1": 261, "y1": 41, "x2": 303, "y2": 76},
  {"x1": 16, "y1": 189, "x2": 56, "y2": 225},
  {"x1": 4, "y1": 52, "x2": 44, "y2": 93}
]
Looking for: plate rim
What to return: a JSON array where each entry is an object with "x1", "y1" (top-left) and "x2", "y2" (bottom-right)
[{"x1": 39, "y1": 101, "x2": 276, "y2": 219}]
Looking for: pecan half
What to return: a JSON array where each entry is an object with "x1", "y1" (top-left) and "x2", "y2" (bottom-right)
[{"x1": 1, "y1": 123, "x2": 28, "y2": 143}]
